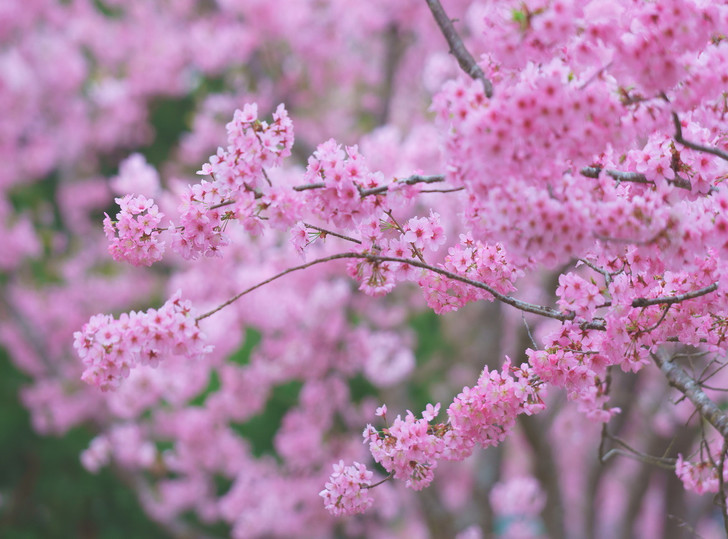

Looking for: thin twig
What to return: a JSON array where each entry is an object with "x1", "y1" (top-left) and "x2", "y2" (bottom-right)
[
  {"x1": 363, "y1": 473, "x2": 394, "y2": 490},
  {"x1": 209, "y1": 199, "x2": 236, "y2": 211},
  {"x1": 578, "y1": 258, "x2": 613, "y2": 285},
  {"x1": 196, "y1": 251, "x2": 569, "y2": 322},
  {"x1": 420, "y1": 187, "x2": 465, "y2": 194},
  {"x1": 718, "y1": 439, "x2": 728, "y2": 537},
  {"x1": 652, "y1": 349, "x2": 728, "y2": 439},
  {"x1": 294, "y1": 174, "x2": 446, "y2": 197},
  {"x1": 581, "y1": 166, "x2": 650, "y2": 184},
  {"x1": 673, "y1": 112, "x2": 728, "y2": 162},
  {"x1": 698, "y1": 360, "x2": 728, "y2": 388},
  {"x1": 303, "y1": 223, "x2": 362, "y2": 244},
  {"x1": 600, "y1": 427, "x2": 676, "y2": 469},
  {"x1": 601, "y1": 448, "x2": 675, "y2": 469},
  {"x1": 424, "y1": 0, "x2": 493, "y2": 97},
  {"x1": 642, "y1": 304, "x2": 672, "y2": 332},
  {"x1": 522, "y1": 315, "x2": 538, "y2": 349}
]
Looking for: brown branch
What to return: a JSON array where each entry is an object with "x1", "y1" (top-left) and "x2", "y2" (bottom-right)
[
  {"x1": 642, "y1": 304, "x2": 672, "y2": 332},
  {"x1": 424, "y1": 0, "x2": 493, "y2": 97},
  {"x1": 581, "y1": 166, "x2": 650, "y2": 184},
  {"x1": 302, "y1": 223, "x2": 362, "y2": 244},
  {"x1": 672, "y1": 112, "x2": 728, "y2": 162},
  {"x1": 631, "y1": 282, "x2": 718, "y2": 308},
  {"x1": 293, "y1": 182, "x2": 325, "y2": 191},
  {"x1": 363, "y1": 473, "x2": 394, "y2": 489},
  {"x1": 294, "y1": 174, "x2": 446, "y2": 196},
  {"x1": 196, "y1": 251, "x2": 569, "y2": 322},
  {"x1": 600, "y1": 430, "x2": 676, "y2": 469},
  {"x1": 358, "y1": 174, "x2": 446, "y2": 197},
  {"x1": 652, "y1": 349, "x2": 728, "y2": 439},
  {"x1": 420, "y1": 187, "x2": 465, "y2": 194}
]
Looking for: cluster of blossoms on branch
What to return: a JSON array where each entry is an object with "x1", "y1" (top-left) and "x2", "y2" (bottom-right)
[
  {"x1": 103, "y1": 195, "x2": 166, "y2": 267},
  {"x1": 73, "y1": 292, "x2": 210, "y2": 391},
  {"x1": 321, "y1": 359, "x2": 544, "y2": 515},
  {"x1": 6, "y1": 0, "x2": 728, "y2": 536}
]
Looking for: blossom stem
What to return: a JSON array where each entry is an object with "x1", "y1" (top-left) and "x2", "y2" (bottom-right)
[
  {"x1": 424, "y1": 0, "x2": 493, "y2": 97},
  {"x1": 197, "y1": 252, "x2": 568, "y2": 322}
]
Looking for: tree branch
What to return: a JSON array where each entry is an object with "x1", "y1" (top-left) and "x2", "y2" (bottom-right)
[
  {"x1": 292, "y1": 182, "x2": 325, "y2": 191},
  {"x1": 293, "y1": 174, "x2": 446, "y2": 196},
  {"x1": 672, "y1": 112, "x2": 728, "y2": 162},
  {"x1": 631, "y1": 283, "x2": 718, "y2": 308},
  {"x1": 358, "y1": 174, "x2": 446, "y2": 197},
  {"x1": 580, "y1": 166, "x2": 691, "y2": 190},
  {"x1": 303, "y1": 223, "x2": 362, "y2": 244},
  {"x1": 652, "y1": 349, "x2": 728, "y2": 439},
  {"x1": 424, "y1": 0, "x2": 493, "y2": 97},
  {"x1": 196, "y1": 251, "x2": 569, "y2": 322}
]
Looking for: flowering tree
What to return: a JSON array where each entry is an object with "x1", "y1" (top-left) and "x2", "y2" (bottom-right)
[{"x1": 4, "y1": 0, "x2": 728, "y2": 537}]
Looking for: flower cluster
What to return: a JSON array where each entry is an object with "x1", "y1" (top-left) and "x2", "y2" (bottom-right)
[
  {"x1": 675, "y1": 453, "x2": 728, "y2": 495},
  {"x1": 555, "y1": 272, "x2": 603, "y2": 320},
  {"x1": 446, "y1": 359, "x2": 545, "y2": 460},
  {"x1": 103, "y1": 195, "x2": 166, "y2": 266},
  {"x1": 432, "y1": 60, "x2": 622, "y2": 187},
  {"x1": 611, "y1": 0, "x2": 720, "y2": 94},
  {"x1": 401, "y1": 212, "x2": 446, "y2": 253},
  {"x1": 319, "y1": 460, "x2": 375, "y2": 516},
  {"x1": 365, "y1": 403, "x2": 444, "y2": 491},
  {"x1": 174, "y1": 103, "x2": 295, "y2": 260},
  {"x1": 419, "y1": 237, "x2": 523, "y2": 314},
  {"x1": 322, "y1": 360, "x2": 547, "y2": 516},
  {"x1": 528, "y1": 322, "x2": 618, "y2": 421},
  {"x1": 73, "y1": 291, "x2": 211, "y2": 391},
  {"x1": 198, "y1": 103, "x2": 294, "y2": 192},
  {"x1": 301, "y1": 140, "x2": 386, "y2": 229}
]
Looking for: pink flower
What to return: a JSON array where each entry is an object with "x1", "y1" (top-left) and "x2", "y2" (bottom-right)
[{"x1": 320, "y1": 461, "x2": 375, "y2": 516}]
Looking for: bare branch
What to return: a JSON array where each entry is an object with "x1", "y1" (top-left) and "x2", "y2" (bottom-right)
[
  {"x1": 294, "y1": 174, "x2": 447, "y2": 196},
  {"x1": 424, "y1": 0, "x2": 493, "y2": 97},
  {"x1": 631, "y1": 282, "x2": 718, "y2": 308},
  {"x1": 293, "y1": 182, "x2": 325, "y2": 191},
  {"x1": 600, "y1": 429, "x2": 676, "y2": 469},
  {"x1": 358, "y1": 174, "x2": 446, "y2": 197},
  {"x1": 652, "y1": 349, "x2": 728, "y2": 439},
  {"x1": 578, "y1": 258, "x2": 613, "y2": 285},
  {"x1": 642, "y1": 304, "x2": 672, "y2": 332},
  {"x1": 718, "y1": 439, "x2": 728, "y2": 535},
  {"x1": 363, "y1": 473, "x2": 394, "y2": 489},
  {"x1": 197, "y1": 251, "x2": 570, "y2": 322},
  {"x1": 420, "y1": 187, "x2": 465, "y2": 194},
  {"x1": 303, "y1": 223, "x2": 362, "y2": 244},
  {"x1": 580, "y1": 166, "x2": 691, "y2": 190},
  {"x1": 673, "y1": 112, "x2": 728, "y2": 162}
]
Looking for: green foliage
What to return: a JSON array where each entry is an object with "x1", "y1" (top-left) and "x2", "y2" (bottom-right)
[
  {"x1": 232, "y1": 380, "x2": 303, "y2": 459},
  {"x1": 0, "y1": 351, "x2": 170, "y2": 539},
  {"x1": 143, "y1": 96, "x2": 196, "y2": 169},
  {"x1": 409, "y1": 310, "x2": 454, "y2": 412},
  {"x1": 347, "y1": 373, "x2": 378, "y2": 403},
  {"x1": 229, "y1": 328, "x2": 262, "y2": 367}
]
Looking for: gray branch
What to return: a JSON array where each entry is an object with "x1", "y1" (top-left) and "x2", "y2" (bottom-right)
[
  {"x1": 424, "y1": 0, "x2": 493, "y2": 97},
  {"x1": 652, "y1": 349, "x2": 728, "y2": 439}
]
